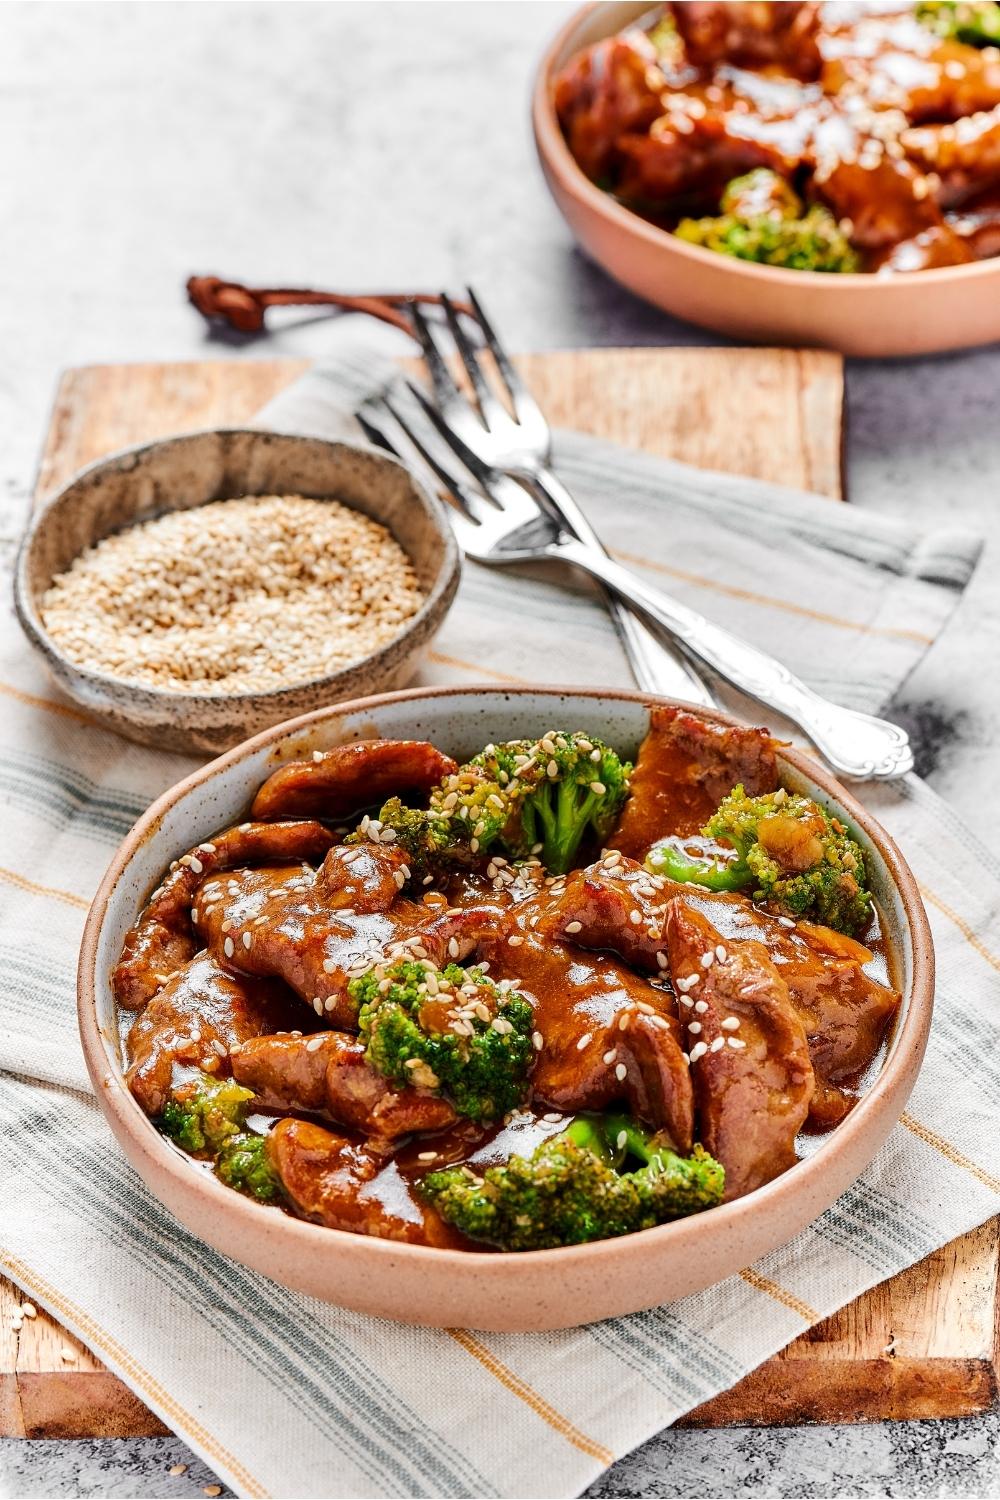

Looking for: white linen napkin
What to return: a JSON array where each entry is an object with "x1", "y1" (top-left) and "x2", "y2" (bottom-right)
[{"x1": 1, "y1": 331, "x2": 996, "y2": 1500}]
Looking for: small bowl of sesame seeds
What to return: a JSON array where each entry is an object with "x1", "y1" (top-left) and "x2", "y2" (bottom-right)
[{"x1": 15, "y1": 428, "x2": 460, "y2": 753}]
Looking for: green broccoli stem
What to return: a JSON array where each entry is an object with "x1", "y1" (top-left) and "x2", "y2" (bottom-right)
[
  {"x1": 646, "y1": 835, "x2": 751, "y2": 892},
  {"x1": 523, "y1": 778, "x2": 604, "y2": 875}
]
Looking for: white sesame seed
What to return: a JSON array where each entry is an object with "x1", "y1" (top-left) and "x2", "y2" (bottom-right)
[
  {"x1": 590, "y1": 781, "x2": 606, "y2": 795},
  {"x1": 636, "y1": 1001, "x2": 655, "y2": 1015},
  {"x1": 615, "y1": 1062, "x2": 628, "y2": 1081},
  {"x1": 693, "y1": 999, "x2": 708, "y2": 1014},
  {"x1": 728, "y1": 1037, "x2": 746, "y2": 1050},
  {"x1": 715, "y1": 945, "x2": 727, "y2": 962},
  {"x1": 305, "y1": 1035, "x2": 325, "y2": 1052},
  {"x1": 242, "y1": 931, "x2": 252, "y2": 949},
  {"x1": 577, "y1": 1032, "x2": 593, "y2": 1051},
  {"x1": 710, "y1": 1036, "x2": 725, "y2": 1052},
  {"x1": 616, "y1": 1130, "x2": 628, "y2": 1150},
  {"x1": 314, "y1": 997, "x2": 325, "y2": 1015},
  {"x1": 564, "y1": 920, "x2": 583, "y2": 934},
  {"x1": 700, "y1": 952, "x2": 714, "y2": 969},
  {"x1": 507, "y1": 934, "x2": 523, "y2": 947},
  {"x1": 689, "y1": 1041, "x2": 708, "y2": 1062},
  {"x1": 721, "y1": 1016, "x2": 740, "y2": 1031},
  {"x1": 417, "y1": 1151, "x2": 437, "y2": 1162},
  {"x1": 688, "y1": 1020, "x2": 703, "y2": 1034},
  {"x1": 676, "y1": 973, "x2": 699, "y2": 992},
  {"x1": 778, "y1": 916, "x2": 795, "y2": 929},
  {"x1": 223, "y1": 937, "x2": 234, "y2": 958},
  {"x1": 532, "y1": 1031, "x2": 543, "y2": 1050},
  {"x1": 324, "y1": 996, "x2": 337, "y2": 1013},
  {"x1": 603, "y1": 1049, "x2": 617, "y2": 1064},
  {"x1": 629, "y1": 910, "x2": 642, "y2": 925},
  {"x1": 656, "y1": 951, "x2": 668, "y2": 970}
]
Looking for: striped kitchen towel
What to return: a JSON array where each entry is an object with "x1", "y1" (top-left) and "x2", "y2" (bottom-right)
[{"x1": 1, "y1": 330, "x2": 997, "y2": 1500}]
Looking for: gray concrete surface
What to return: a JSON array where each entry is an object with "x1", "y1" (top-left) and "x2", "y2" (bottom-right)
[{"x1": 2, "y1": 2, "x2": 999, "y2": 1496}]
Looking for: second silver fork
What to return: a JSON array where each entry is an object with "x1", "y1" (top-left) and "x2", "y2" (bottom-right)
[{"x1": 407, "y1": 289, "x2": 714, "y2": 707}]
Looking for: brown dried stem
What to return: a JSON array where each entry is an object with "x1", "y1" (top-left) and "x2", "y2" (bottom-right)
[{"x1": 186, "y1": 276, "x2": 471, "y2": 337}]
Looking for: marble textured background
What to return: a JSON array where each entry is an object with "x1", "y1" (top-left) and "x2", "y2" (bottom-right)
[{"x1": 2, "y1": 1, "x2": 998, "y2": 1495}]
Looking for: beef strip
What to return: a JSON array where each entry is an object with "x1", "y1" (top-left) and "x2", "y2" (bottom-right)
[
  {"x1": 611, "y1": 705, "x2": 778, "y2": 857},
  {"x1": 250, "y1": 740, "x2": 457, "y2": 821},
  {"x1": 664, "y1": 899, "x2": 814, "y2": 1201},
  {"x1": 671, "y1": 2, "x2": 822, "y2": 80},
  {"x1": 232, "y1": 1031, "x2": 457, "y2": 1139},
  {"x1": 194, "y1": 843, "x2": 497, "y2": 1028},
  {"x1": 125, "y1": 951, "x2": 301, "y2": 1116},
  {"x1": 112, "y1": 820, "x2": 336, "y2": 1012},
  {"x1": 479, "y1": 900, "x2": 694, "y2": 1153},
  {"x1": 812, "y1": 153, "x2": 943, "y2": 249},
  {"x1": 266, "y1": 1117, "x2": 465, "y2": 1246},
  {"x1": 546, "y1": 854, "x2": 899, "y2": 1128},
  {"x1": 553, "y1": 30, "x2": 668, "y2": 182},
  {"x1": 904, "y1": 106, "x2": 1000, "y2": 208}
]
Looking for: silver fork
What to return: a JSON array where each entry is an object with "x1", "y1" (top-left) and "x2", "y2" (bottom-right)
[
  {"x1": 365, "y1": 387, "x2": 914, "y2": 783},
  {"x1": 407, "y1": 289, "x2": 715, "y2": 708}
]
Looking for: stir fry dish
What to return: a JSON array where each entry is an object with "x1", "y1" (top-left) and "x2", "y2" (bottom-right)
[
  {"x1": 554, "y1": 1, "x2": 1000, "y2": 273},
  {"x1": 114, "y1": 709, "x2": 900, "y2": 1251}
]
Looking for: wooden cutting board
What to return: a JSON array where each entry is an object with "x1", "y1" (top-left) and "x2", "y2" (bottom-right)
[{"x1": 4, "y1": 348, "x2": 997, "y2": 1439}]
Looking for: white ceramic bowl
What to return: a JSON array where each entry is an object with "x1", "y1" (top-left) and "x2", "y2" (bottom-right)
[{"x1": 79, "y1": 686, "x2": 933, "y2": 1331}]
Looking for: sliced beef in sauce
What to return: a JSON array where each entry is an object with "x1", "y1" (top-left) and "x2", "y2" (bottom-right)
[
  {"x1": 266, "y1": 1117, "x2": 465, "y2": 1246},
  {"x1": 250, "y1": 740, "x2": 457, "y2": 822},
  {"x1": 479, "y1": 908, "x2": 694, "y2": 1153},
  {"x1": 611, "y1": 705, "x2": 778, "y2": 857},
  {"x1": 547, "y1": 854, "x2": 899, "y2": 1128},
  {"x1": 112, "y1": 820, "x2": 335, "y2": 1012},
  {"x1": 664, "y1": 899, "x2": 814, "y2": 1201},
  {"x1": 125, "y1": 951, "x2": 301, "y2": 1116},
  {"x1": 232, "y1": 1031, "x2": 457, "y2": 1139}
]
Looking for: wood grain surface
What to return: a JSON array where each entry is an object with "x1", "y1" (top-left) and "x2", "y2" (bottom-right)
[{"x1": 6, "y1": 347, "x2": 995, "y2": 1438}]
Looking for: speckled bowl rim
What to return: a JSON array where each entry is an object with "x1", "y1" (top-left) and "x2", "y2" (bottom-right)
[
  {"x1": 532, "y1": 1, "x2": 1000, "y2": 292},
  {"x1": 78, "y1": 683, "x2": 934, "y2": 1309},
  {"x1": 14, "y1": 427, "x2": 461, "y2": 709}
]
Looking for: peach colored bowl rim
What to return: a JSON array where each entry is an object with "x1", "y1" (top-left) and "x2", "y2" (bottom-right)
[
  {"x1": 15, "y1": 427, "x2": 460, "y2": 710},
  {"x1": 78, "y1": 683, "x2": 934, "y2": 1289},
  {"x1": 532, "y1": 1, "x2": 1000, "y2": 293}
]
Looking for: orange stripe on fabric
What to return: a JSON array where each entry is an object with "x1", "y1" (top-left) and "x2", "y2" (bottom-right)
[
  {"x1": 427, "y1": 651, "x2": 529, "y2": 684},
  {"x1": 738, "y1": 1269, "x2": 818, "y2": 1323},
  {"x1": 900, "y1": 1113, "x2": 1000, "y2": 1195},
  {"x1": 447, "y1": 1328, "x2": 613, "y2": 1464},
  {"x1": 0, "y1": 1253, "x2": 269, "y2": 1497},
  {"x1": 0, "y1": 678, "x2": 98, "y2": 727},
  {"x1": 0, "y1": 865, "x2": 89, "y2": 910},
  {"x1": 920, "y1": 885, "x2": 1000, "y2": 976},
  {"x1": 609, "y1": 551, "x2": 933, "y2": 646}
]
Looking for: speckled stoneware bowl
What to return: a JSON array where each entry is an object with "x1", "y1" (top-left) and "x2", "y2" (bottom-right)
[
  {"x1": 15, "y1": 429, "x2": 460, "y2": 755},
  {"x1": 78, "y1": 685, "x2": 934, "y2": 1332},
  {"x1": 533, "y1": 2, "x2": 1000, "y2": 356}
]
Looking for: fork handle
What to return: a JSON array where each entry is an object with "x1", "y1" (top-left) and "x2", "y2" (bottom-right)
[
  {"x1": 529, "y1": 467, "x2": 716, "y2": 706},
  {"x1": 550, "y1": 537, "x2": 913, "y2": 781}
]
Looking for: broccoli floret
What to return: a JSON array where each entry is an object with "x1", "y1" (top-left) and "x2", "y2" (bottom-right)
[
  {"x1": 917, "y1": 1, "x2": 1000, "y2": 45},
  {"x1": 721, "y1": 169, "x2": 803, "y2": 222},
  {"x1": 676, "y1": 188, "x2": 858, "y2": 273},
  {"x1": 350, "y1": 959, "x2": 535, "y2": 1123},
  {"x1": 419, "y1": 1114, "x2": 724, "y2": 1251},
  {"x1": 646, "y1": 834, "x2": 750, "y2": 891},
  {"x1": 215, "y1": 1131, "x2": 284, "y2": 1203},
  {"x1": 430, "y1": 732, "x2": 630, "y2": 875},
  {"x1": 160, "y1": 1074, "x2": 254, "y2": 1155},
  {"x1": 352, "y1": 795, "x2": 451, "y2": 876},
  {"x1": 702, "y1": 784, "x2": 872, "y2": 935},
  {"x1": 646, "y1": 9, "x2": 683, "y2": 65}
]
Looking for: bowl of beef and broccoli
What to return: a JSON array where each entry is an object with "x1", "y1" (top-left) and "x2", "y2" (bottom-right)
[
  {"x1": 79, "y1": 686, "x2": 933, "y2": 1330},
  {"x1": 533, "y1": 1, "x2": 1000, "y2": 353}
]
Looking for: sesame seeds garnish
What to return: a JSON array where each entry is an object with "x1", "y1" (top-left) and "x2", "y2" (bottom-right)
[
  {"x1": 615, "y1": 1062, "x2": 628, "y2": 1081},
  {"x1": 689, "y1": 1041, "x2": 708, "y2": 1062},
  {"x1": 313, "y1": 997, "x2": 325, "y2": 1015},
  {"x1": 710, "y1": 1037, "x2": 725, "y2": 1053},
  {"x1": 635, "y1": 1000, "x2": 655, "y2": 1016},
  {"x1": 629, "y1": 909, "x2": 642, "y2": 926},
  {"x1": 305, "y1": 1035, "x2": 326, "y2": 1053},
  {"x1": 721, "y1": 1016, "x2": 740, "y2": 1031},
  {"x1": 507, "y1": 934, "x2": 524, "y2": 947},
  {"x1": 688, "y1": 1020, "x2": 702, "y2": 1034},
  {"x1": 693, "y1": 999, "x2": 709, "y2": 1015},
  {"x1": 576, "y1": 1032, "x2": 593, "y2": 1051},
  {"x1": 564, "y1": 920, "x2": 583, "y2": 934},
  {"x1": 39, "y1": 495, "x2": 425, "y2": 694},
  {"x1": 728, "y1": 1037, "x2": 746, "y2": 1050},
  {"x1": 417, "y1": 1150, "x2": 437, "y2": 1162},
  {"x1": 223, "y1": 937, "x2": 235, "y2": 959},
  {"x1": 616, "y1": 1130, "x2": 628, "y2": 1150},
  {"x1": 532, "y1": 1031, "x2": 544, "y2": 1051},
  {"x1": 675, "y1": 973, "x2": 699, "y2": 993},
  {"x1": 242, "y1": 931, "x2": 252, "y2": 950},
  {"x1": 715, "y1": 944, "x2": 727, "y2": 962},
  {"x1": 700, "y1": 952, "x2": 714, "y2": 969},
  {"x1": 778, "y1": 916, "x2": 796, "y2": 929},
  {"x1": 655, "y1": 951, "x2": 668, "y2": 970},
  {"x1": 603, "y1": 1048, "x2": 617, "y2": 1064}
]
